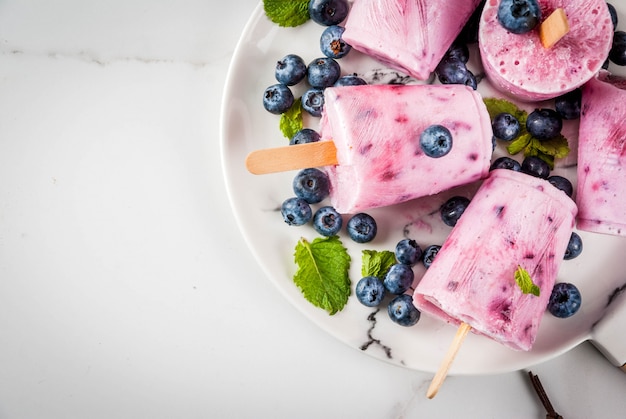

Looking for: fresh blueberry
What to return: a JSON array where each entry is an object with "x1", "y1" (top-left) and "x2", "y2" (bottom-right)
[
  {"x1": 564, "y1": 232, "x2": 583, "y2": 260},
  {"x1": 444, "y1": 42, "x2": 470, "y2": 64},
  {"x1": 435, "y1": 58, "x2": 477, "y2": 89},
  {"x1": 608, "y1": 3, "x2": 618, "y2": 31},
  {"x1": 521, "y1": 156, "x2": 551, "y2": 179},
  {"x1": 555, "y1": 89, "x2": 582, "y2": 120},
  {"x1": 440, "y1": 196, "x2": 471, "y2": 227},
  {"x1": 309, "y1": 0, "x2": 349, "y2": 26},
  {"x1": 313, "y1": 206, "x2": 343, "y2": 236},
  {"x1": 492, "y1": 112, "x2": 521, "y2": 141},
  {"x1": 526, "y1": 108, "x2": 562, "y2": 140},
  {"x1": 355, "y1": 276, "x2": 386, "y2": 307},
  {"x1": 292, "y1": 168, "x2": 330, "y2": 204},
  {"x1": 547, "y1": 283, "x2": 582, "y2": 318},
  {"x1": 609, "y1": 31, "x2": 626, "y2": 66},
  {"x1": 420, "y1": 124, "x2": 453, "y2": 158},
  {"x1": 497, "y1": 0, "x2": 541, "y2": 34},
  {"x1": 334, "y1": 74, "x2": 367, "y2": 86},
  {"x1": 307, "y1": 57, "x2": 341, "y2": 88},
  {"x1": 395, "y1": 239, "x2": 422, "y2": 266},
  {"x1": 320, "y1": 25, "x2": 351, "y2": 59},
  {"x1": 547, "y1": 175, "x2": 573, "y2": 197},
  {"x1": 281, "y1": 197, "x2": 312, "y2": 226},
  {"x1": 262, "y1": 84, "x2": 294, "y2": 115},
  {"x1": 490, "y1": 156, "x2": 522, "y2": 172},
  {"x1": 383, "y1": 264, "x2": 415, "y2": 295},
  {"x1": 301, "y1": 88, "x2": 325, "y2": 117},
  {"x1": 290, "y1": 128, "x2": 320, "y2": 145},
  {"x1": 387, "y1": 294, "x2": 421, "y2": 326},
  {"x1": 422, "y1": 244, "x2": 441, "y2": 268},
  {"x1": 275, "y1": 54, "x2": 307, "y2": 86},
  {"x1": 347, "y1": 213, "x2": 377, "y2": 243}
]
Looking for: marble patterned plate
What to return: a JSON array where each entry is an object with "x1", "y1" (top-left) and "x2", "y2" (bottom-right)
[{"x1": 220, "y1": 2, "x2": 626, "y2": 374}]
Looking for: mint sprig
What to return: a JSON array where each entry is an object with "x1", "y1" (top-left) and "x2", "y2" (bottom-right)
[
  {"x1": 279, "y1": 97, "x2": 303, "y2": 139},
  {"x1": 293, "y1": 236, "x2": 351, "y2": 315},
  {"x1": 361, "y1": 250, "x2": 396, "y2": 279},
  {"x1": 263, "y1": 0, "x2": 310, "y2": 27},
  {"x1": 514, "y1": 265, "x2": 540, "y2": 296},
  {"x1": 483, "y1": 97, "x2": 570, "y2": 169}
]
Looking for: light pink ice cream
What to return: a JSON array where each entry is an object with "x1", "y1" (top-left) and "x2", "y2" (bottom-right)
[
  {"x1": 342, "y1": 0, "x2": 483, "y2": 80},
  {"x1": 478, "y1": 0, "x2": 613, "y2": 102},
  {"x1": 413, "y1": 169, "x2": 577, "y2": 351},
  {"x1": 576, "y1": 71, "x2": 626, "y2": 236},
  {"x1": 319, "y1": 84, "x2": 493, "y2": 214}
]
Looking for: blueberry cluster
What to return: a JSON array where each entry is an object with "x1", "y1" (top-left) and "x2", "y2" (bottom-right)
[
  {"x1": 607, "y1": 3, "x2": 626, "y2": 67},
  {"x1": 434, "y1": 42, "x2": 477, "y2": 89}
]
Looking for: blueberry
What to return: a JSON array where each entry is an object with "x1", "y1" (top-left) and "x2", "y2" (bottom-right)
[
  {"x1": 440, "y1": 196, "x2": 471, "y2": 227},
  {"x1": 281, "y1": 197, "x2": 312, "y2": 226},
  {"x1": 443, "y1": 42, "x2": 470, "y2": 64},
  {"x1": 555, "y1": 89, "x2": 582, "y2": 120},
  {"x1": 497, "y1": 0, "x2": 541, "y2": 34},
  {"x1": 301, "y1": 88, "x2": 325, "y2": 117},
  {"x1": 526, "y1": 109, "x2": 562, "y2": 140},
  {"x1": 564, "y1": 231, "x2": 583, "y2": 260},
  {"x1": 521, "y1": 156, "x2": 550, "y2": 179},
  {"x1": 383, "y1": 264, "x2": 415, "y2": 295},
  {"x1": 547, "y1": 283, "x2": 582, "y2": 318},
  {"x1": 290, "y1": 128, "x2": 320, "y2": 145},
  {"x1": 422, "y1": 244, "x2": 441, "y2": 268},
  {"x1": 420, "y1": 124, "x2": 453, "y2": 158},
  {"x1": 395, "y1": 239, "x2": 422, "y2": 266},
  {"x1": 292, "y1": 168, "x2": 330, "y2": 204},
  {"x1": 275, "y1": 54, "x2": 307, "y2": 86},
  {"x1": 313, "y1": 206, "x2": 343, "y2": 236},
  {"x1": 320, "y1": 25, "x2": 351, "y2": 59},
  {"x1": 334, "y1": 74, "x2": 367, "y2": 86},
  {"x1": 309, "y1": 0, "x2": 349, "y2": 26},
  {"x1": 435, "y1": 59, "x2": 477, "y2": 89},
  {"x1": 609, "y1": 31, "x2": 626, "y2": 66},
  {"x1": 490, "y1": 156, "x2": 522, "y2": 172},
  {"x1": 608, "y1": 3, "x2": 618, "y2": 31},
  {"x1": 547, "y1": 175, "x2": 573, "y2": 197},
  {"x1": 347, "y1": 213, "x2": 377, "y2": 243},
  {"x1": 355, "y1": 276, "x2": 386, "y2": 307},
  {"x1": 492, "y1": 112, "x2": 521, "y2": 141},
  {"x1": 387, "y1": 294, "x2": 421, "y2": 326},
  {"x1": 307, "y1": 57, "x2": 341, "y2": 88},
  {"x1": 262, "y1": 84, "x2": 294, "y2": 115}
]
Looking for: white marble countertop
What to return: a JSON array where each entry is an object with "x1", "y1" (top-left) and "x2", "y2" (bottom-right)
[{"x1": 0, "y1": 1, "x2": 625, "y2": 417}]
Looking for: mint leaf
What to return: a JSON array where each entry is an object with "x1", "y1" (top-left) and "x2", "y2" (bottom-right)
[
  {"x1": 514, "y1": 265, "x2": 540, "y2": 296},
  {"x1": 507, "y1": 132, "x2": 532, "y2": 155},
  {"x1": 279, "y1": 97, "x2": 303, "y2": 139},
  {"x1": 361, "y1": 250, "x2": 396, "y2": 278},
  {"x1": 483, "y1": 97, "x2": 527, "y2": 123},
  {"x1": 263, "y1": 0, "x2": 310, "y2": 27},
  {"x1": 293, "y1": 236, "x2": 351, "y2": 315}
]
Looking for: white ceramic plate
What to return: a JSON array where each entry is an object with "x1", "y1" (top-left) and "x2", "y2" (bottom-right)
[{"x1": 220, "y1": 2, "x2": 626, "y2": 374}]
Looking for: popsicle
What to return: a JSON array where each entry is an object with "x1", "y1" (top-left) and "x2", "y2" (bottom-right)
[
  {"x1": 341, "y1": 0, "x2": 483, "y2": 80},
  {"x1": 413, "y1": 168, "x2": 577, "y2": 352},
  {"x1": 576, "y1": 71, "x2": 626, "y2": 236},
  {"x1": 478, "y1": 0, "x2": 613, "y2": 101}
]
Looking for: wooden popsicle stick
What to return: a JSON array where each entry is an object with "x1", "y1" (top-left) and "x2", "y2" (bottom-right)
[
  {"x1": 426, "y1": 322, "x2": 472, "y2": 399},
  {"x1": 245, "y1": 141, "x2": 338, "y2": 174},
  {"x1": 539, "y1": 8, "x2": 569, "y2": 49}
]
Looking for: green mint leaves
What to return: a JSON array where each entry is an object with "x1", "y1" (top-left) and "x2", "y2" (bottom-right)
[
  {"x1": 361, "y1": 250, "x2": 396, "y2": 278},
  {"x1": 263, "y1": 0, "x2": 310, "y2": 27},
  {"x1": 483, "y1": 97, "x2": 570, "y2": 168},
  {"x1": 293, "y1": 236, "x2": 351, "y2": 315},
  {"x1": 279, "y1": 97, "x2": 303, "y2": 139},
  {"x1": 514, "y1": 265, "x2": 540, "y2": 296}
]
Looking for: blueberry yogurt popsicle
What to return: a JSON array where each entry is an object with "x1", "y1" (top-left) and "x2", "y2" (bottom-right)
[
  {"x1": 413, "y1": 169, "x2": 577, "y2": 351},
  {"x1": 576, "y1": 71, "x2": 626, "y2": 236},
  {"x1": 319, "y1": 84, "x2": 493, "y2": 214}
]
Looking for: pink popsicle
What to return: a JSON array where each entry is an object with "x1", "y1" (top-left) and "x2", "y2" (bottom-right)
[
  {"x1": 478, "y1": 0, "x2": 613, "y2": 101},
  {"x1": 342, "y1": 0, "x2": 483, "y2": 80},
  {"x1": 576, "y1": 71, "x2": 626, "y2": 236},
  {"x1": 413, "y1": 169, "x2": 577, "y2": 351},
  {"x1": 319, "y1": 84, "x2": 493, "y2": 214}
]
